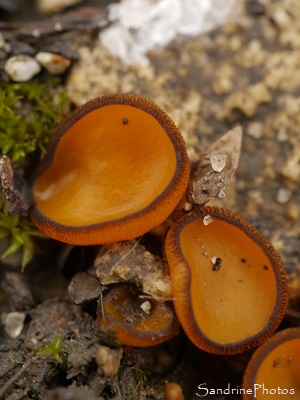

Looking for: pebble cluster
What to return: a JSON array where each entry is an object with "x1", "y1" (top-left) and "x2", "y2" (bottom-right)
[{"x1": 3, "y1": 50, "x2": 71, "y2": 82}]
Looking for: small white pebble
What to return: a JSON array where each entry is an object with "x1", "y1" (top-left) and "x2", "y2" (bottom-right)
[
  {"x1": 211, "y1": 257, "x2": 217, "y2": 265},
  {"x1": 203, "y1": 215, "x2": 214, "y2": 226},
  {"x1": 184, "y1": 201, "x2": 193, "y2": 211},
  {"x1": 37, "y1": 0, "x2": 82, "y2": 14},
  {"x1": 277, "y1": 188, "x2": 292, "y2": 204},
  {"x1": 4, "y1": 55, "x2": 41, "y2": 82},
  {"x1": 32, "y1": 29, "x2": 41, "y2": 38},
  {"x1": 277, "y1": 127, "x2": 288, "y2": 142},
  {"x1": 164, "y1": 381, "x2": 185, "y2": 400},
  {"x1": 247, "y1": 121, "x2": 263, "y2": 139},
  {"x1": 218, "y1": 190, "x2": 226, "y2": 199},
  {"x1": 35, "y1": 51, "x2": 71, "y2": 75},
  {"x1": 140, "y1": 300, "x2": 151, "y2": 315},
  {"x1": 272, "y1": 7, "x2": 290, "y2": 27},
  {"x1": 2, "y1": 311, "x2": 26, "y2": 338},
  {"x1": 54, "y1": 22, "x2": 63, "y2": 31},
  {"x1": 210, "y1": 154, "x2": 227, "y2": 172},
  {"x1": 95, "y1": 345, "x2": 123, "y2": 377}
]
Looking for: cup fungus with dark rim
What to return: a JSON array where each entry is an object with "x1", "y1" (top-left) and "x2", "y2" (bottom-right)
[
  {"x1": 30, "y1": 94, "x2": 190, "y2": 245},
  {"x1": 97, "y1": 284, "x2": 180, "y2": 347},
  {"x1": 165, "y1": 206, "x2": 288, "y2": 355},
  {"x1": 242, "y1": 328, "x2": 300, "y2": 399}
]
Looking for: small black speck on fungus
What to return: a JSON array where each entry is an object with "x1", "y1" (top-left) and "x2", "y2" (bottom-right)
[{"x1": 213, "y1": 257, "x2": 222, "y2": 271}]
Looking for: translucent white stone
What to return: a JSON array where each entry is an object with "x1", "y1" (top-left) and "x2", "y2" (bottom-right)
[
  {"x1": 2, "y1": 311, "x2": 26, "y2": 338},
  {"x1": 4, "y1": 55, "x2": 41, "y2": 82},
  {"x1": 140, "y1": 300, "x2": 151, "y2": 315},
  {"x1": 203, "y1": 215, "x2": 214, "y2": 226},
  {"x1": 210, "y1": 154, "x2": 227, "y2": 172}
]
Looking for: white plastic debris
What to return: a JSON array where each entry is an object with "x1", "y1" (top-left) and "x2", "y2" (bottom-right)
[
  {"x1": 99, "y1": 0, "x2": 239, "y2": 66},
  {"x1": 203, "y1": 215, "x2": 213, "y2": 226},
  {"x1": 2, "y1": 311, "x2": 26, "y2": 338},
  {"x1": 35, "y1": 51, "x2": 71, "y2": 75},
  {"x1": 210, "y1": 154, "x2": 227, "y2": 172},
  {"x1": 4, "y1": 55, "x2": 41, "y2": 82}
]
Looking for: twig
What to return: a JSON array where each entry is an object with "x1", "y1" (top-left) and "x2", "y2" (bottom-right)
[{"x1": 0, "y1": 358, "x2": 32, "y2": 399}]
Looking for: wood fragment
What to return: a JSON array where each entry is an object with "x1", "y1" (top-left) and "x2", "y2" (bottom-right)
[
  {"x1": 0, "y1": 7, "x2": 109, "y2": 38},
  {"x1": 94, "y1": 240, "x2": 172, "y2": 300},
  {"x1": 187, "y1": 126, "x2": 243, "y2": 205},
  {"x1": 0, "y1": 155, "x2": 31, "y2": 215}
]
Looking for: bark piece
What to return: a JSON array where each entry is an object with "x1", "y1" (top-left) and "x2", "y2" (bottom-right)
[
  {"x1": 2, "y1": 271, "x2": 35, "y2": 311},
  {"x1": 187, "y1": 126, "x2": 243, "y2": 205},
  {"x1": 0, "y1": 155, "x2": 31, "y2": 215},
  {"x1": 94, "y1": 240, "x2": 172, "y2": 300},
  {"x1": 68, "y1": 272, "x2": 100, "y2": 305}
]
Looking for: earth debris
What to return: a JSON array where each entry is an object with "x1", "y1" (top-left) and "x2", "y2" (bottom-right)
[
  {"x1": 1, "y1": 0, "x2": 300, "y2": 399},
  {"x1": 94, "y1": 240, "x2": 172, "y2": 300}
]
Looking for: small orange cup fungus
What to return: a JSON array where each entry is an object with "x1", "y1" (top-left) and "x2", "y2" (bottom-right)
[
  {"x1": 243, "y1": 328, "x2": 300, "y2": 399},
  {"x1": 165, "y1": 206, "x2": 288, "y2": 354},
  {"x1": 30, "y1": 94, "x2": 190, "y2": 245},
  {"x1": 97, "y1": 284, "x2": 179, "y2": 347}
]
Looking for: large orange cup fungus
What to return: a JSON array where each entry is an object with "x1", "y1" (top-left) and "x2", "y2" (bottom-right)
[
  {"x1": 242, "y1": 328, "x2": 300, "y2": 399},
  {"x1": 165, "y1": 206, "x2": 288, "y2": 355},
  {"x1": 97, "y1": 284, "x2": 180, "y2": 347},
  {"x1": 30, "y1": 94, "x2": 190, "y2": 245}
]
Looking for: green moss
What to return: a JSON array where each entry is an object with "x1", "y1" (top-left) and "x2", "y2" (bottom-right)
[
  {"x1": 36, "y1": 336, "x2": 67, "y2": 364},
  {"x1": 0, "y1": 76, "x2": 71, "y2": 269},
  {"x1": 0, "y1": 77, "x2": 70, "y2": 163},
  {"x1": 0, "y1": 199, "x2": 46, "y2": 271}
]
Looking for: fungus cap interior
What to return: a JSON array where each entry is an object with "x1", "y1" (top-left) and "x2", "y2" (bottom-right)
[
  {"x1": 104, "y1": 287, "x2": 173, "y2": 333},
  {"x1": 180, "y1": 217, "x2": 277, "y2": 344},
  {"x1": 254, "y1": 338, "x2": 300, "y2": 399},
  {"x1": 33, "y1": 104, "x2": 177, "y2": 226}
]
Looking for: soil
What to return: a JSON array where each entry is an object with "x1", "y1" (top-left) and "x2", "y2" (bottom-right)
[{"x1": 1, "y1": 0, "x2": 300, "y2": 399}]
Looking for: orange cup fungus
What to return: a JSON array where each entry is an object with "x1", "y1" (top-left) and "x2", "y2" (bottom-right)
[
  {"x1": 97, "y1": 284, "x2": 179, "y2": 347},
  {"x1": 242, "y1": 328, "x2": 300, "y2": 400},
  {"x1": 30, "y1": 94, "x2": 190, "y2": 245},
  {"x1": 165, "y1": 206, "x2": 288, "y2": 355}
]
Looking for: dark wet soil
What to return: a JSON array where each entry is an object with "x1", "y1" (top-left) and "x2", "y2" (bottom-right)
[{"x1": 1, "y1": 0, "x2": 300, "y2": 399}]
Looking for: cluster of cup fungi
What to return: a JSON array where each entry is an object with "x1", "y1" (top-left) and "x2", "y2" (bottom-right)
[{"x1": 1, "y1": 94, "x2": 299, "y2": 399}]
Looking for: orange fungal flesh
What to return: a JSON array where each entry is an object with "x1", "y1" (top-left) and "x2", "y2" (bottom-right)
[
  {"x1": 254, "y1": 338, "x2": 300, "y2": 399},
  {"x1": 33, "y1": 104, "x2": 176, "y2": 226},
  {"x1": 180, "y1": 217, "x2": 277, "y2": 344},
  {"x1": 243, "y1": 329, "x2": 300, "y2": 400},
  {"x1": 98, "y1": 285, "x2": 179, "y2": 346},
  {"x1": 165, "y1": 207, "x2": 288, "y2": 354},
  {"x1": 104, "y1": 286, "x2": 173, "y2": 332}
]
